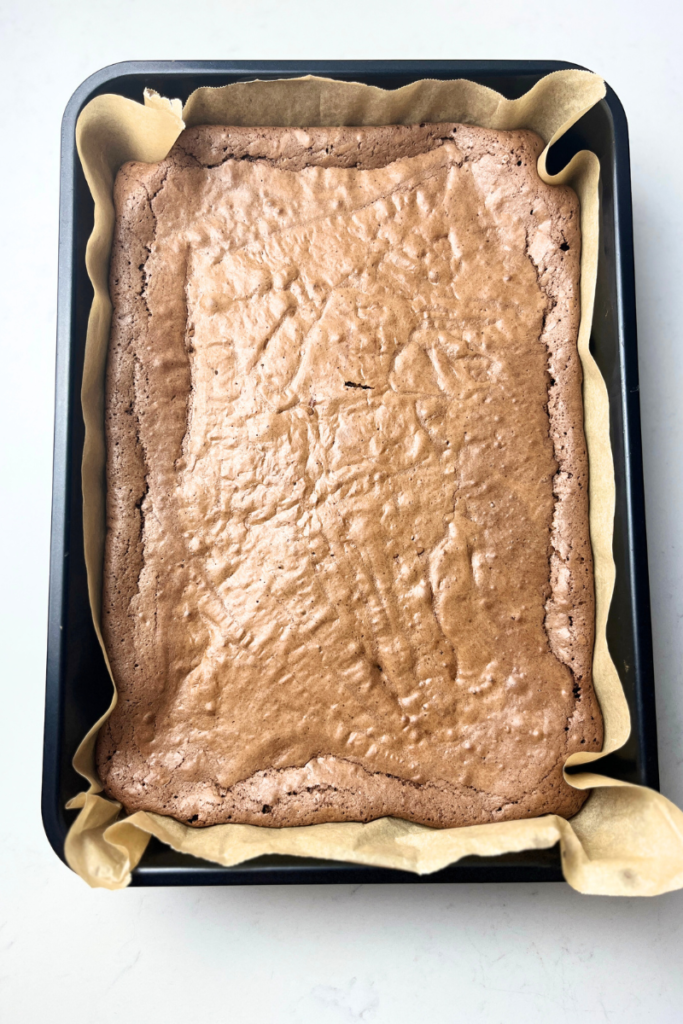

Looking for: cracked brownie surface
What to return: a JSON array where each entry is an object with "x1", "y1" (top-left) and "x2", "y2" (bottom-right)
[{"x1": 97, "y1": 123, "x2": 602, "y2": 828}]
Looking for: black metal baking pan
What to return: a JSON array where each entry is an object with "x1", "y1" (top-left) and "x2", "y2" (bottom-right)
[{"x1": 43, "y1": 60, "x2": 658, "y2": 886}]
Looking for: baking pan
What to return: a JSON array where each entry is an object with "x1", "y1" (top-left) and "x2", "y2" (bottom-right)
[{"x1": 43, "y1": 60, "x2": 658, "y2": 886}]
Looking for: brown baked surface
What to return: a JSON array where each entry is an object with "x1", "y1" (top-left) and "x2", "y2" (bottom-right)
[{"x1": 97, "y1": 123, "x2": 602, "y2": 829}]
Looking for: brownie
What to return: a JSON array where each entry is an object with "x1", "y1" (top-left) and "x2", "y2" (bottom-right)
[{"x1": 96, "y1": 123, "x2": 602, "y2": 828}]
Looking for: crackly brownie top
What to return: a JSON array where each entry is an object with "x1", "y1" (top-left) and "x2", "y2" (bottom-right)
[{"x1": 97, "y1": 123, "x2": 601, "y2": 829}]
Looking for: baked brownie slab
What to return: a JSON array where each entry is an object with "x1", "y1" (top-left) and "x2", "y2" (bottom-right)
[{"x1": 97, "y1": 123, "x2": 602, "y2": 828}]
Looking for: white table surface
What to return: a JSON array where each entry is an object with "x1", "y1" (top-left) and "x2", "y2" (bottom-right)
[{"x1": 2, "y1": 1, "x2": 682, "y2": 1020}]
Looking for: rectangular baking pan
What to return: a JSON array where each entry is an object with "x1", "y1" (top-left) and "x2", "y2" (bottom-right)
[{"x1": 43, "y1": 60, "x2": 658, "y2": 886}]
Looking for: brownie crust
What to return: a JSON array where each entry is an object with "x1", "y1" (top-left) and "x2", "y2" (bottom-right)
[{"x1": 97, "y1": 123, "x2": 602, "y2": 828}]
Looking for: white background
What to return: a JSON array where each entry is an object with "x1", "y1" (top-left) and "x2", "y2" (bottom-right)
[{"x1": 1, "y1": 1, "x2": 682, "y2": 1021}]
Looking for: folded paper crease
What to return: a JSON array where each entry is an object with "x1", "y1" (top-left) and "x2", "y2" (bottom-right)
[{"x1": 64, "y1": 71, "x2": 683, "y2": 894}]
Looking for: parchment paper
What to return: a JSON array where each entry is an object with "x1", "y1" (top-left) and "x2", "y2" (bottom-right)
[{"x1": 64, "y1": 71, "x2": 683, "y2": 893}]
